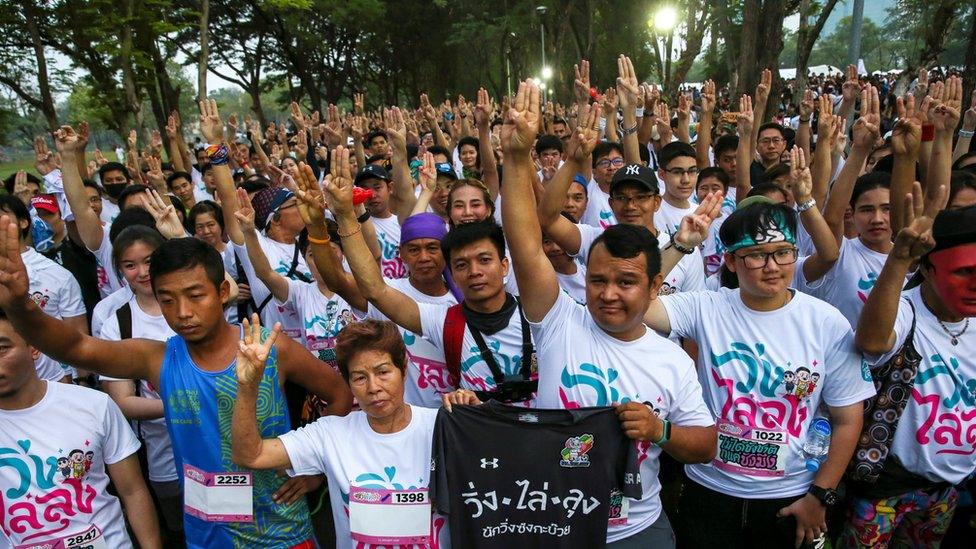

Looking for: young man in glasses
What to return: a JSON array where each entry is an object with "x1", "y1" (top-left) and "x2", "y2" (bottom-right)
[
  {"x1": 642, "y1": 197, "x2": 875, "y2": 547},
  {"x1": 655, "y1": 142, "x2": 701, "y2": 236},
  {"x1": 752, "y1": 123, "x2": 788, "y2": 186},
  {"x1": 580, "y1": 142, "x2": 625, "y2": 229}
]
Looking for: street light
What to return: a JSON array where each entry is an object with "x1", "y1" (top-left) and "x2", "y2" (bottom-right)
[
  {"x1": 541, "y1": 66, "x2": 553, "y2": 80},
  {"x1": 653, "y1": 6, "x2": 678, "y2": 32}
]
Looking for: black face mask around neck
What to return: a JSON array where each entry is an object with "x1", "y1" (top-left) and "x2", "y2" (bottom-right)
[
  {"x1": 103, "y1": 183, "x2": 127, "y2": 200},
  {"x1": 462, "y1": 293, "x2": 516, "y2": 336}
]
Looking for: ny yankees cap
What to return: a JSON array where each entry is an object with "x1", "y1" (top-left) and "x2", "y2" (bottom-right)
[
  {"x1": 610, "y1": 163, "x2": 659, "y2": 195},
  {"x1": 354, "y1": 163, "x2": 391, "y2": 187}
]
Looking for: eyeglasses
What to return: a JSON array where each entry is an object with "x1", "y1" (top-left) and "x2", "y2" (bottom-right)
[
  {"x1": 664, "y1": 167, "x2": 699, "y2": 177},
  {"x1": 595, "y1": 158, "x2": 626, "y2": 169},
  {"x1": 609, "y1": 193, "x2": 656, "y2": 206},
  {"x1": 758, "y1": 137, "x2": 785, "y2": 146},
  {"x1": 734, "y1": 247, "x2": 798, "y2": 269}
]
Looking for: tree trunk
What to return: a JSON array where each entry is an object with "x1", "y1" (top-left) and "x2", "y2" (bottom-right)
[
  {"x1": 794, "y1": 0, "x2": 840, "y2": 103},
  {"x1": 21, "y1": 1, "x2": 58, "y2": 130},
  {"x1": 667, "y1": 0, "x2": 709, "y2": 98},
  {"x1": 897, "y1": 0, "x2": 963, "y2": 92},
  {"x1": 119, "y1": 0, "x2": 143, "y2": 133},
  {"x1": 735, "y1": 0, "x2": 760, "y2": 97},
  {"x1": 198, "y1": 0, "x2": 210, "y2": 101}
]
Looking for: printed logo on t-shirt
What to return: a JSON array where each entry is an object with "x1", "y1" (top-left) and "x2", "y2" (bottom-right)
[
  {"x1": 559, "y1": 434, "x2": 594, "y2": 468},
  {"x1": 911, "y1": 352, "x2": 976, "y2": 455},
  {"x1": 857, "y1": 272, "x2": 878, "y2": 303},
  {"x1": 377, "y1": 232, "x2": 407, "y2": 279},
  {"x1": 403, "y1": 332, "x2": 453, "y2": 396},
  {"x1": 29, "y1": 290, "x2": 51, "y2": 309},
  {"x1": 558, "y1": 363, "x2": 632, "y2": 409},
  {"x1": 1, "y1": 439, "x2": 97, "y2": 542},
  {"x1": 598, "y1": 210, "x2": 614, "y2": 229}
]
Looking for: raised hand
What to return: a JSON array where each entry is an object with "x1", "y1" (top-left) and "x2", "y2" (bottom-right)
[
  {"x1": 0, "y1": 215, "x2": 30, "y2": 308},
  {"x1": 417, "y1": 151, "x2": 437, "y2": 193},
  {"x1": 323, "y1": 104, "x2": 343, "y2": 149},
  {"x1": 294, "y1": 129, "x2": 309, "y2": 159},
  {"x1": 676, "y1": 93, "x2": 690, "y2": 123},
  {"x1": 789, "y1": 146, "x2": 813, "y2": 203},
  {"x1": 290, "y1": 101, "x2": 307, "y2": 131},
  {"x1": 816, "y1": 95, "x2": 836, "y2": 139},
  {"x1": 500, "y1": 79, "x2": 541, "y2": 155},
  {"x1": 198, "y1": 99, "x2": 225, "y2": 144},
  {"x1": 384, "y1": 107, "x2": 406, "y2": 149},
  {"x1": 227, "y1": 114, "x2": 239, "y2": 137},
  {"x1": 601, "y1": 88, "x2": 617, "y2": 118},
  {"x1": 615, "y1": 54, "x2": 639, "y2": 110},
  {"x1": 931, "y1": 75, "x2": 962, "y2": 133},
  {"x1": 700, "y1": 80, "x2": 716, "y2": 114},
  {"x1": 234, "y1": 187, "x2": 257, "y2": 233},
  {"x1": 145, "y1": 155, "x2": 165, "y2": 188},
  {"x1": 322, "y1": 146, "x2": 355, "y2": 218},
  {"x1": 736, "y1": 94, "x2": 754, "y2": 137},
  {"x1": 13, "y1": 172, "x2": 33, "y2": 205},
  {"x1": 566, "y1": 102, "x2": 601, "y2": 163},
  {"x1": 851, "y1": 85, "x2": 880, "y2": 149},
  {"x1": 77, "y1": 121, "x2": 91, "y2": 151},
  {"x1": 127, "y1": 129, "x2": 138, "y2": 150},
  {"x1": 52, "y1": 125, "x2": 84, "y2": 156},
  {"x1": 94, "y1": 148, "x2": 108, "y2": 166},
  {"x1": 293, "y1": 162, "x2": 327, "y2": 227},
  {"x1": 354, "y1": 93, "x2": 365, "y2": 116},
  {"x1": 574, "y1": 59, "x2": 591, "y2": 104},
  {"x1": 420, "y1": 93, "x2": 437, "y2": 122},
  {"x1": 654, "y1": 101, "x2": 673, "y2": 142},
  {"x1": 891, "y1": 182, "x2": 945, "y2": 262},
  {"x1": 799, "y1": 89, "x2": 815, "y2": 120},
  {"x1": 674, "y1": 191, "x2": 724, "y2": 248},
  {"x1": 891, "y1": 94, "x2": 922, "y2": 156},
  {"x1": 915, "y1": 68, "x2": 929, "y2": 99},
  {"x1": 236, "y1": 314, "x2": 281, "y2": 388},
  {"x1": 755, "y1": 68, "x2": 772, "y2": 103},
  {"x1": 165, "y1": 114, "x2": 179, "y2": 140},
  {"x1": 963, "y1": 86, "x2": 976, "y2": 130},
  {"x1": 646, "y1": 84, "x2": 661, "y2": 110},
  {"x1": 145, "y1": 189, "x2": 186, "y2": 239},
  {"x1": 842, "y1": 64, "x2": 860, "y2": 104},
  {"x1": 474, "y1": 87, "x2": 492, "y2": 128},
  {"x1": 34, "y1": 136, "x2": 59, "y2": 175}
]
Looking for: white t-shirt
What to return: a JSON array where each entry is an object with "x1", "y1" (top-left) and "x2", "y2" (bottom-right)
[
  {"x1": 419, "y1": 299, "x2": 536, "y2": 407},
  {"x1": 24, "y1": 247, "x2": 86, "y2": 380},
  {"x1": 98, "y1": 296, "x2": 178, "y2": 483},
  {"x1": 795, "y1": 237, "x2": 888, "y2": 328},
  {"x1": 90, "y1": 228, "x2": 123, "y2": 299},
  {"x1": 555, "y1": 261, "x2": 588, "y2": 305},
  {"x1": 864, "y1": 287, "x2": 976, "y2": 485},
  {"x1": 233, "y1": 232, "x2": 311, "y2": 344},
  {"x1": 573, "y1": 223, "x2": 706, "y2": 297},
  {"x1": 91, "y1": 286, "x2": 134, "y2": 337},
  {"x1": 100, "y1": 200, "x2": 121, "y2": 226},
  {"x1": 581, "y1": 180, "x2": 616, "y2": 229},
  {"x1": 661, "y1": 288, "x2": 876, "y2": 498},
  {"x1": 362, "y1": 278, "x2": 458, "y2": 408},
  {"x1": 532, "y1": 293, "x2": 714, "y2": 541},
  {"x1": 276, "y1": 279, "x2": 357, "y2": 369},
  {"x1": 279, "y1": 406, "x2": 449, "y2": 549},
  {"x1": 371, "y1": 215, "x2": 407, "y2": 279},
  {"x1": 653, "y1": 200, "x2": 695, "y2": 237},
  {"x1": 0, "y1": 382, "x2": 139, "y2": 548}
]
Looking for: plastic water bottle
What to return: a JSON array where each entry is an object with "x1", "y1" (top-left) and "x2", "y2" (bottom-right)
[{"x1": 802, "y1": 417, "x2": 831, "y2": 472}]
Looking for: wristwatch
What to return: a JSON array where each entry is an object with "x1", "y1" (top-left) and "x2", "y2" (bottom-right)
[{"x1": 808, "y1": 485, "x2": 839, "y2": 507}]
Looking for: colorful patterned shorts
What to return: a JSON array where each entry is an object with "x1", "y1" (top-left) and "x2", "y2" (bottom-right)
[{"x1": 840, "y1": 486, "x2": 957, "y2": 548}]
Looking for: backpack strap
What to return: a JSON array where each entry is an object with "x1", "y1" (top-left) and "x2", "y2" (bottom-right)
[
  {"x1": 255, "y1": 243, "x2": 310, "y2": 315},
  {"x1": 115, "y1": 303, "x2": 133, "y2": 341},
  {"x1": 234, "y1": 250, "x2": 256, "y2": 319},
  {"x1": 443, "y1": 304, "x2": 466, "y2": 388}
]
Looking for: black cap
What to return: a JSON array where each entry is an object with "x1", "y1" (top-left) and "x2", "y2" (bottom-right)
[
  {"x1": 609, "y1": 164, "x2": 659, "y2": 195},
  {"x1": 929, "y1": 205, "x2": 976, "y2": 255},
  {"x1": 354, "y1": 164, "x2": 391, "y2": 187}
]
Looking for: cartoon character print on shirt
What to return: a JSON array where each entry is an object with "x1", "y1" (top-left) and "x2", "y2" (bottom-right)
[
  {"x1": 377, "y1": 232, "x2": 407, "y2": 279},
  {"x1": 303, "y1": 303, "x2": 356, "y2": 422},
  {"x1": 28, "y1": 291, "x2": 50, "y2": 310},
  {"x1": 340, "y1": 466, "x2": 446, "y2": 549},
  {"x1": 403, "y1": 332, "x2": 453, "y2": 397},
  {"x1": 0, "y1": 439, "x2": 98, "y2": 543},
  {"x1": 910, "y1": 352, "x2": 976, "y2": 456},
  {"x1": 857, "y1": 272, "x2": 878, "y2": 304},
  {"x1": 710, "y1": 341, "x2": 821, "y2": 439}
]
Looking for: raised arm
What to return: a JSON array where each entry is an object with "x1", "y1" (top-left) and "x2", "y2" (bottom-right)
[
  {"x1": 164, "y1": 114, "x2": 186, "y2": 173},
  {"x1": 293, "y1": 163, "x2": 368, "y2": 312},
  {"x1": 889, "y1": 95, "x2": 923, "y2": 235},
  {"x1": 796, "y1": 90, "x2": 814, "y2": 162},
  {"x1": 953, "y1": 90, "x2": 976, "y2": 163},
  {"x1": 501, "y1": 80, "x2": 561, "y2": 322},
  {"x1": 53, "y1": 126, "x2": 103, "y2": 250},
  {"x1": 616, "y1": 55, "x2": 642, "y2": 165},
  {"x1": 0, "y1": 216, "x2": 162, "y2": 383},
  {"x1": 836, "y1": 65, "x2": 860, "y2": 121},
  {"x1": 695, "y1": 80, "x2": 716, "y2": 169},
  {"x1": 789, "y1": 147, "x2": 840, "y2": 282},
  {"x1": 323, "y1": 147, "x2": 423, "y2": 335},
  {"x1": 475, "y1": 88, "x2": 500, "y2": 201},
  {"x1": 384, "y1": 107, "x2": 419, "y2": 220},
  {"x1": 857, "y1": 183, "x2": 945, "y2": 354},
  {"x1": 200, "y1": 100, "x2": 244, "y2": 246},
  {"x1": 232, "y1": 317, "x2": 293, "y2": 470},
  {"x1": 421, "y1": 94, "x2": 450, "y2": 151},
  {"x1": 926, "y1": 76, "x2": 962, "y2": 210},
  {"x1": 674, "y1": 93, "x2": 692, "y2": 144},
  {"x1": 235, "y1": 188, "x2": 290, "y2": 303},
  {"x1": 749, "y1": 68, "x2": 772, "y2": 158},
  {"x1": 823, "y1": 86, "x2": 880, "y2": 240},
  {"x1": 809, "y1": 96, "x2": 838, "y2": 208},
  {"x1": 734, "y1": 95, "x2": 755, "y2": 202}
]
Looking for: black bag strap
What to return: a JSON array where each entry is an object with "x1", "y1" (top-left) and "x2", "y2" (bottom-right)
[
  {"x1": 116, "y1": 302, "x2": 133, "y2": 341},
  {"x1": 254, "y1": 243, "x2": 310, "y2": 315},
  {"x1": 234, "y1": 250, "x2": 256, "y2": 319},
  {"x1": 465, "y1": 298, "x2": 534, "y2": 382}
]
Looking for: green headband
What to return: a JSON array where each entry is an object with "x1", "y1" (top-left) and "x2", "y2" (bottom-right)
[{"x1": 726, "y1": 206, "x2": 796, "y2": 253}]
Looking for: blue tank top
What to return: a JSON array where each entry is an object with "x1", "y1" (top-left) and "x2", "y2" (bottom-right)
[{"x1": 159, "y1": 329, "x2": 313, "y2": 548}]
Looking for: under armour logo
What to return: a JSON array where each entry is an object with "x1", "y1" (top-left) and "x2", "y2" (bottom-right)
[
  {"x1": 625, "y1": 165, "x2": 640, "y2": 175},
  {"x1": 480, "y1": 458, "x2": 499, "y2": 469}
]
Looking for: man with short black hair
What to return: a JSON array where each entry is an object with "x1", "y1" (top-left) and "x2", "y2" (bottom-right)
[
  {"x1": 581, "y1": 141, "x2": 625, "y2": 228},
  {"x1": 751, "y1": 122, "x2": 788, "y2": 185},
  {"x1": 655, "y1": 141, "x2": 700, "y2": 235},
  {"x1": 355, "y1": 164, "x2": 406, "y2": 278}
]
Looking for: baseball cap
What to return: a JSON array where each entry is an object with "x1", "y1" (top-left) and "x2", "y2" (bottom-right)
[
  {"x1": 609, "y1": 164, "x2": 659, "y2": 195},
  {"x1": 31, "y1": 194, "x2": 59, "y2": 215},
  {"x1": 252, "y1": 187, "x2": 295, "y2": 231},
  {"x1": 929, "y1": 205, "x2": 976, "y2": 255},
  {"x1": 354, "y1": 164, "x2": 391, "y2": 187},
  {"x1": 435, "y1": 162, "x2": 458, "y2": 181}
]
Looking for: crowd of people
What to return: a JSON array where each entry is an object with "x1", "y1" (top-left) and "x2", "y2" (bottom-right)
[{"x1": 0, "y1": 51, "x2": 975, "y2": 549}]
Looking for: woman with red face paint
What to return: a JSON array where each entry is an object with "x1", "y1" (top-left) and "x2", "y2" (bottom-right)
[{"x1": 846, "y1": 190, "x2": 976, "y2": 548}]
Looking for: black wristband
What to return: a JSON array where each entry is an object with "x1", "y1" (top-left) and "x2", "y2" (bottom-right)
[{"x1": 357, "y1": 211, "x2": 371, "y2": 224}]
